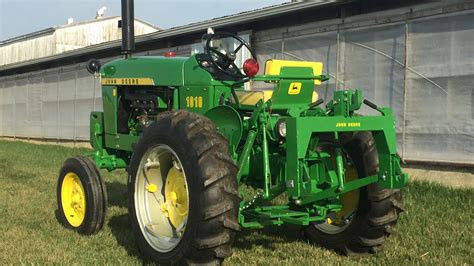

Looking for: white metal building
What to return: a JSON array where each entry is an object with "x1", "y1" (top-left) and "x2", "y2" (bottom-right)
[
  {"x1": 0, "y1": 0, "x2": 473, "y2": 165},
  {"x1": 0, "y1": 16, "x2": 159, "y2": 66}
]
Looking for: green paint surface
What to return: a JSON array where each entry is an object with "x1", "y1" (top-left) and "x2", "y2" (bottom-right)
[{"x1": 90, "y1": 53, "x2": 408, "y2": 227}]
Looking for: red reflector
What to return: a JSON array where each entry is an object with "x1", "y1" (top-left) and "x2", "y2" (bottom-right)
[
  {"x1": 164, "y1": 51, "x2": 176, "y2": 57},
  {"x1": 243, "y1": 58, "x2": 259, "y2": 77}
]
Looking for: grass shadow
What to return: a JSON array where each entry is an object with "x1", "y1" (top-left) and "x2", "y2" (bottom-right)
[
  {"x1": 106, "y1": 181, "x2": 145, "y2": 261},
  {"x1": 108, "y1": 214, "x2": 143, "y2": 261},
  {"x1": 105, "y1": 181, "x2": 128, "y2": 208},
  {"x1": 233, "y1": 224, "x2": 305, "y2": 251},
  {"x1": 0, "y1": 157, "x2": 35, "y2": 181}
]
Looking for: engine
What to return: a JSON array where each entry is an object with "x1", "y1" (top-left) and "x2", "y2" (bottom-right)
[{"x1": 117, "y1": 86, "x2": 173, "y2": 134}]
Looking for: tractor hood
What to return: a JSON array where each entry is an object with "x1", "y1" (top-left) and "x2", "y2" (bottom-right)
[
  {"x1": 100, "y1": 55, "x2": 224, "y2": 87},
  {"x1": 100, "y1": 56, "x2": 188, "y2": 86}
]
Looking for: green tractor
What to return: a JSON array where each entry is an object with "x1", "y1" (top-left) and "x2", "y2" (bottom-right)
[{"x1": 56, "y1": 0, "x2": 407, "y2": 264}]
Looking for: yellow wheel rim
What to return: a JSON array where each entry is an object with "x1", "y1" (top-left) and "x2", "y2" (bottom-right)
[
  {"x1": 164, "y1": 166, "x2": 188, "y2": 229},
  {"x1": 135, "y1": 144, "x2": 190, "y2": 252},
  {"x1": 335, "y1": 165, "x2": 359, "y2": 222},
  {"x1": 61, "y1": 172, "x2": 86, "y2": 227},
  {"x1": 316, "y1": 153, "x2": 360, "y2": 234}
]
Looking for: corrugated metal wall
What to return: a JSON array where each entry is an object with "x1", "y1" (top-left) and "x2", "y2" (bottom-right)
[
  {"x1": 0, "y1": 8, "x2": 473, "y2": 164},
  {"x1": 253, "y1": 10, "x2": 474, "y2": 164},
  {"x1": 0, "y1": 18, "x2": 157, "y2": 66}
]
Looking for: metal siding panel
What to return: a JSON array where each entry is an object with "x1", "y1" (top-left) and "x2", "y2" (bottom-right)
[
  {"x1": 340, "y1": 24, "x2": 406, "y2": 126},
  {"x1": 57, "y1": 69, "x2": 76, "y2": 139},
  {"x1": 14, "y1": 78, "x2": 28, "y2": 137},
  {"x1": 405, "y1": 12, "x2": 474, "y2": 163},
  {"x1": 75, "y1": 68, "x2": 95, "y2": 140},
  {"x1": 42, "y1": 72, "x2": 59, "y2": 139},
  {"x1": 27, "y1": 75, "x2": 44, "y2": 138},
  {"x1": 1, "y1": 80, "x2": 15, "y2": 136}
]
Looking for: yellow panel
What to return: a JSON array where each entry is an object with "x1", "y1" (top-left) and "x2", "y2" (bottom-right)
[
  {"x1": 264, "y1": 59, "x2": 324, "y2": 85},
  {"x1": 236, "y1": 90, "x2": 318, "y2": 106},
  {"x1": 236, "y1": 91, "x2": 274, "y2": 106}
]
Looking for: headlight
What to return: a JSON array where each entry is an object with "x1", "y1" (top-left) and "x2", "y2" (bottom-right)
[{"x1": 276, "y1": 119, "x2": 286, "y2": 138}]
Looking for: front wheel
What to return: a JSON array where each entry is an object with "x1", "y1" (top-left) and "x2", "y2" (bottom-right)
[
  {"x1": 128, "y1": 110, "x2": 240, "y2": 264},
  {"x1": 304, "y1": 132, "x2": 404, "y2": 255},
  {"x1": 56, "y1": 156, "x2": 107, "y2": 235}
]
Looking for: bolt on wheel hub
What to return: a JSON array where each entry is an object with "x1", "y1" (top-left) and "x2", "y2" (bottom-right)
[{"x1": 61, "y1": 172, "x2": 86, "y2": 227}]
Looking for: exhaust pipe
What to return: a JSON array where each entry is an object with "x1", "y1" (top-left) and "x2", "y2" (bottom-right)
[{"x1": 121, "y1": 0, "x2": 135, "y2": 58}]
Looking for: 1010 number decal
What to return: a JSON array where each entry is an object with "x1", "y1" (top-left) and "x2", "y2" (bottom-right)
[{"x1": 185, "y1": 96, "x2": 203, "y2": 108}]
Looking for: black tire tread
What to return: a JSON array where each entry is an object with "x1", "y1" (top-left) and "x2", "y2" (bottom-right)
[
  {"x1": 56, "y1": 156, "x2": 107, "y2": 235},
  {"x1": 129, "y1": 110, "x2": 239, "y2": 264},
  {"x1": 78, "y1": 156, "x2": 108, "y2": 233},
  {"x1": 304, "y1": 131, "x2": 404, "y2": 255}
]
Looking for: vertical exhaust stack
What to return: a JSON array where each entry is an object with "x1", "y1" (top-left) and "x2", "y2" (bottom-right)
[{"x1": 121, "y1": 0, "x2": 135, "y2": 58}]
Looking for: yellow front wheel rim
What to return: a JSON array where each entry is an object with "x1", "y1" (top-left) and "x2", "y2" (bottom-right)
[{"x1": 61, "y1": 172, "x2": 86, "y2": 227}]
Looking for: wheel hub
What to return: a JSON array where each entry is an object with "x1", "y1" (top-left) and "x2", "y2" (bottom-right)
[
  {"x1": 315, "y1": 160, "x2": 360, "y2": 233},
  {"x1": 61, "y1": 172, "x2": 86, "y2": 227},
  {"x1": 334, "y1": 165, "x2": 359, "y2": 223},
  {"x1": 164, "y1": 166, "x2": 188, "y2": 229},
  {"x1": 135, "y1": 144, "x2": 190, "y2": 252}
]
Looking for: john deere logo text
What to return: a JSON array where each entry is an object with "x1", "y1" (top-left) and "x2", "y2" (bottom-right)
[
  {"x1": 101, "y1": 78, "x2": 154, "y2": 86},
  {"x1": 336, "y1": 122, "x2": 361, "y2": 127},
  {"x1": 288, "y1": 82, "x2": 302, "y2": 95}
]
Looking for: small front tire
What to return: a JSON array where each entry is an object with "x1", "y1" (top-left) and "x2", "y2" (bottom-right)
[{"x1": 56, "y1": 156, "x2": 107, "y2": 235}]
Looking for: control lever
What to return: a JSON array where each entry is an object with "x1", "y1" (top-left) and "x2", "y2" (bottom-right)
[
  {"x1": 363, "y1": 99, "x2": 384, "y2": 115},
  {"x1": 308, "y1": 98, "x2": 324, "y2": 109}
]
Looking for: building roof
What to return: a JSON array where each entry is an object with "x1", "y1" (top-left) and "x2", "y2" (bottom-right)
[{"x1": 0, "y1": 16, "x2": 161, "y2": 46}]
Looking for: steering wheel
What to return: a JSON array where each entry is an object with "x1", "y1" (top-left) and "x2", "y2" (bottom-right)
[{"x1": 205, "y1": 32, "x2": 257, "y2": 79}]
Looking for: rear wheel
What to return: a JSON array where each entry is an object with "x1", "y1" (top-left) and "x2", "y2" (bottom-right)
[
  {"x1": 304, "y1": 132, "x2": 404, "y2": 255},
  {"x1": 56, "y1": 156, "x2": 107, "y2": 235},
  {"x1": 128, "y1": 110, "x2": 240, "y2": 264}
]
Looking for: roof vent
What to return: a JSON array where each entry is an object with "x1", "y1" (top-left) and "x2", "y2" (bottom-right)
[{"x1": 96, "y1": 6, "x2": 107, "y2": 19}]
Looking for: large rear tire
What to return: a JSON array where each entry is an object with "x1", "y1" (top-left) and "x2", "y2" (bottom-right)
[
  {"x1": 128, "y1": 110, "x2": 240, "y2": 264},
  {"x1": 304, "y1": 132, "x2": 404, "y2": 255}
]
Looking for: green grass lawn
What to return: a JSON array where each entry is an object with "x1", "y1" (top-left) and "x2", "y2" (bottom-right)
[{"x1": 0, "y1": 140, "x2": 472, "y2": 264}]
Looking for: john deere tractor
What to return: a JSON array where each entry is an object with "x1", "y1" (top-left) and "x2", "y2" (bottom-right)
[{"x1": 56, "y1": 0, "x2": 407, "y2": 264}]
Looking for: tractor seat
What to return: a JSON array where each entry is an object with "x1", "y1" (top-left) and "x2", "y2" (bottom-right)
[
  {"x1": 235, "y1": 90, "x2": 318, "y2": 106},
  {"x1": 235, "y1": 59, "x2": 322, "y2": 106}
]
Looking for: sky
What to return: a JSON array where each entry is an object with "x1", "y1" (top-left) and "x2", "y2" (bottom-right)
[{"x1": 0, "y1": 0, "x2": 288, "y2": 41}]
